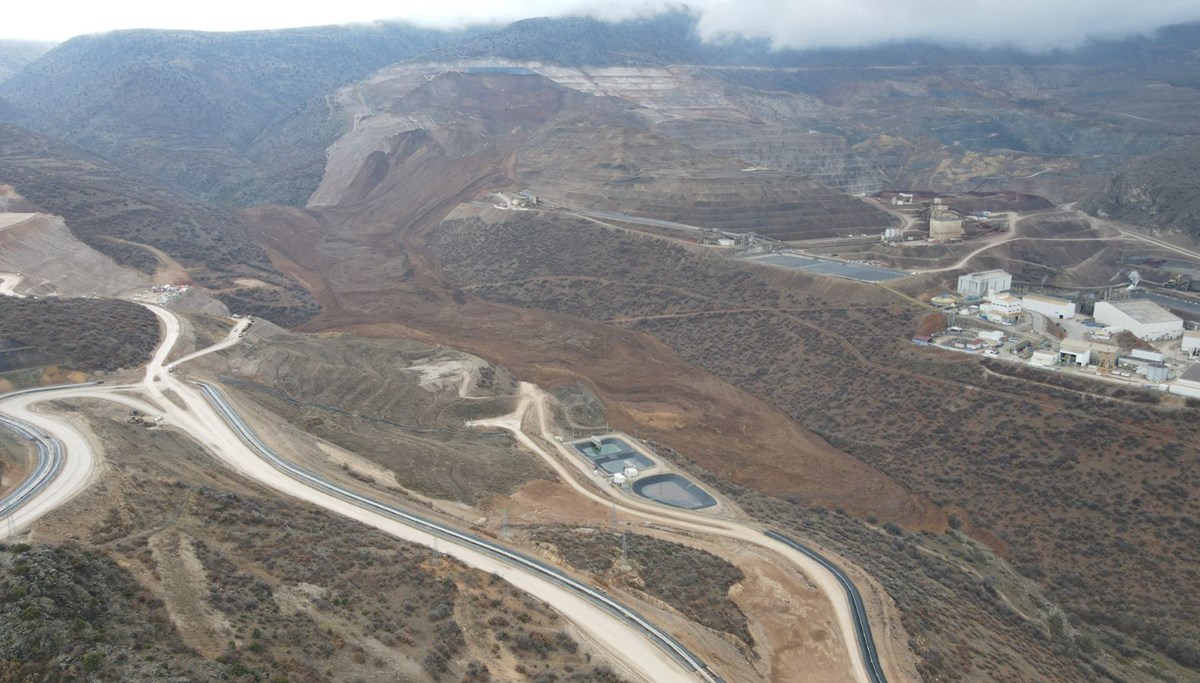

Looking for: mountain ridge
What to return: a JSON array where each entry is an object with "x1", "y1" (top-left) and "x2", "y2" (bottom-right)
[{"x1": 0, "y1": 23, "x2": 467, "y2": 202}]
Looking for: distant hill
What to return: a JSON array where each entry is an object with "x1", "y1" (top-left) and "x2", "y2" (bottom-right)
[
  {"x1": 423, "y1": 11, "x2": 1200, "y2": 69},
  {"x1": 0, "y1": 39, "x2": 54, "y2": 82},
  {"x1": 419, "y1": 11, "x2": 778, "y2": 67},
  {"x1": 1082, "y1": 138, "x2": 1200, "y2": 240},
  {"x1": 0, "y1": 24, "x2": 463, "y2": 203},
  {"x1": 0, "y1": 124, "x2": 317, "y2": 325},
  {"x1": 3, "y1": 12, "x2": 1200, "y2": 210}
]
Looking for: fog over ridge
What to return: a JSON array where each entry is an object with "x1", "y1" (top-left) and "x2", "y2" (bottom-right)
[{"x1": 4, "y1": 0, "x2": 1200, "y2": 50}]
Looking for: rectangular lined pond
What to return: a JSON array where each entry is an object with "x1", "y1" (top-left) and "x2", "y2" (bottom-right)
[
  {"x1": 571, "y1": 437, "x2": 655, "y2": 474},
  {"x1": 745, "y1": 252, "x2": 906, "y2": 282}
]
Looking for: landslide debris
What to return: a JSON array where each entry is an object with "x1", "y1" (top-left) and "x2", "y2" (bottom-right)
[{"x1": 428, "y1": 206, "x2": 1200, "y2": 679}]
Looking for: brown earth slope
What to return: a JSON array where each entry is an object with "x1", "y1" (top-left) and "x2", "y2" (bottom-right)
[
  {"x1": 424, "y1": 207, "x2": 1200, "y2": 680},
  {"x1": 17, "y1": 399, "x2": 624, "y2": 683},
  {"x1": 239, "y1": 67, "x2": 1199, "y2": 681},
  {"x1": 0, "y1": 124, "x2": 318, "y2": 326}
]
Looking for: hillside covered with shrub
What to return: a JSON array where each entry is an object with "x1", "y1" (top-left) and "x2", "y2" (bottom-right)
[{"x1": 0, "y1": 298, "x2": 159, "y2": 373}]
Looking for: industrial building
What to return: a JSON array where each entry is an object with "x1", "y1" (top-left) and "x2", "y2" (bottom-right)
[
  {"x1": 1144, "y1": 364, "x2": 1171, "y2": 382},
  {"x1": 1089, "y1": 342, "x2": 1120, "y2": 367},
  {"x1": 928, "y1": 199, "x2": 965, "y2": 242},
  {"x1": 1059, "y1": 339, "x2": 1092, "y2": 366},
  {"x1": 1169, "y1": 363, "x2": 1200, "y2": 398},
  {"x1": 1030, "y1": 350, "x2": 1058, "y2": 367},
  {"x1": 983, "y1": 292, "x2": 1022, "y2": 325},
  {"x1": 1183, "y1": 330, "x2": 1200, "y2": 357},
  {"x1": 1022, "y1": 294, "x2": 1075, "y2": 320},
  {"x1": 1093, "y1": 299, "x2": 1183, "y2": 341},
  {"x1": 957, "y1": 269, "x2": 1012, "y2": 298},
  {"x1": 1058, "y1": 339, "x2": 1118, "y2": 367}
]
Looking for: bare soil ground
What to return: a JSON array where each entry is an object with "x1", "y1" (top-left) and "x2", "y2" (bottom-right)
[
  {"x1": 20, "y1": 399, "x2": 627, "y2": 683},
  {"x1": 165, "y1": 312, "x2": 235, "y2": 364},
  {"x1": 198, "y1": 330, "x2": 548, "y2": 506},
  {"x1": 417, "y1": 208, "x2": 1199, "y2": 681},
  {"x1": 0, "y1": 213, "x2": 149, "y2": 297},
  {"x1": 234, "y1": 68, "x2": 1200, "y2": 680}
]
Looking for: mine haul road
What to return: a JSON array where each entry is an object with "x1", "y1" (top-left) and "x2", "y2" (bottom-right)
[
  {"x1": 0, "y1": 298, "x2": 891, "y2": 683},
  {"x1": 0, "y1": 304, "x2": 713, "y2": 683},
  {"x1": 471, "y1": 386, "x2": 887, "y2": 683},
  {"x1": 0, "y1": 272, "x2": 25, "y2": 297}
]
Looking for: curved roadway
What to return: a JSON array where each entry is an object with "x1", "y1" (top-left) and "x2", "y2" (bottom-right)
[
  {"x1": 0, "y1": 305, "x2": 709, "y2": 683},
  {"x1": 0, "y1": 272, "x2": 25, "y2": 297},
  {"x1": 0, "y1": 300, "x2": 892, "y2": 683},
  {"x1": 471, "y1": 388, "x2": 888, "y2": 683}
]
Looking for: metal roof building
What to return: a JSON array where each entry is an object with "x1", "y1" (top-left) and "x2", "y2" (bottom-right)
[
  {"x1": 1183, "y1": 330, "x2": 1200, "y2": 357},
  {"x1": 1093, "y1": 299, "x2": 1183, "y2": 341},
  {"x1": 957, "y1": 269, "x2": 1012, "y2": 298},
  {"x1": 1171, "y1": 363, "x2": 1200, "y2": 398},
  {"x1": 1022, "y1": 294, "x2": 1076, "y2": 320}
]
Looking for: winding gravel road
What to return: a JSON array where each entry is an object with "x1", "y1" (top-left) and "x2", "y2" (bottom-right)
[
  {"x1": 471, "y1": 387, "x2": 887, "y2": 683},
  {"x1": 0, "y1": 272, "x2": 25, "y2": 298},
  {"x1": 0, "y1": 305, "x2": 706, "y2": 683},
  {"x1": 0, "y1": 298, "x2": 894, "y2": 682}
]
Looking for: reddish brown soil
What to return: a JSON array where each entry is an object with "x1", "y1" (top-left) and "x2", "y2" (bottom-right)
[
  {"x1": 243, "y1": 196, "x2": 941, "y2": 529},
  {"x1": 239, "y1": 71, "x2": 942, "y2": 528}
]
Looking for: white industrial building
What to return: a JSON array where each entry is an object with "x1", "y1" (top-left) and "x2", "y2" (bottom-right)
[
  {"x1": 1183, "y1": 330, "x2": 1200, "y2": 357},
  {"x1": 1169, "y1": 363, "x2": 1200, "y2": 398},
  {"x1": 1030, "y1": 350, "x2": 1058, "y2": 367},
  {"x1": 1059, "y1": 339, "x2": 1091, "y2": 366},
  {"x1": 1093, "y1": 299, "x2": 1183, "y2": 341},
  {"x1": 1022, "y1": 294, "x2": 1075, "y2": 320},
  {"x1": 957, "y1": 269, "x2": 1012, "y2": 298},
  {"x1": 983, "y1": 293, "x2": 1022, "y2": 325}
]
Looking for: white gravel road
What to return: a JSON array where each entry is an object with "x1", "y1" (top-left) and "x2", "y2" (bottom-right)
[{"x1": 0, "y1": 304, "x2": 698, "y2": 683}]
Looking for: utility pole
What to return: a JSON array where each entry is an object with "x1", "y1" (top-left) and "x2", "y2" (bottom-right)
[{"x1": 610, "y1": 503, "x2": 618, "y2": 532}]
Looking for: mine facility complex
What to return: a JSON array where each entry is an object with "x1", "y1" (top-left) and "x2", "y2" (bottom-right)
[
  {"x1": 569, "y1": 435, "x2": 718, "y2": 510},
  {"x1": 919, "y1": 269, "x2": 1200, "y2": 397}
]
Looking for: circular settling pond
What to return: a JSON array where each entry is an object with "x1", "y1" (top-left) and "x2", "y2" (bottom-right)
[{"x1": 632, "y1": 473, "x2": 717, "y2": 510}]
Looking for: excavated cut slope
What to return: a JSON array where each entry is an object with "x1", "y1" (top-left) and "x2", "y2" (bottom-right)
[{"x1": 0, "y1": 213, "x2": 148, "y2": 296}]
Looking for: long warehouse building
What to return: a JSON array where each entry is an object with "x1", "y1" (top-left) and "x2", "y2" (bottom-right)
[
  {"x1": 1093, "y1": 299, "x2": 1183, "y2": 341},
  {"x1": 1022, "y1": 294, "x2": 1076, "y2": 319}
]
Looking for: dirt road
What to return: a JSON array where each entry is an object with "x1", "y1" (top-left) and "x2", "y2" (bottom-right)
[
  {"x1": 470, "y1": 384, "x2": 888, "y2": 683},
  {"x1": 0, "y1": 305, "x2": 701, "y2": 683},
  {"x1": 0, "y1": 272, "x2": 24, "y2": 297}
]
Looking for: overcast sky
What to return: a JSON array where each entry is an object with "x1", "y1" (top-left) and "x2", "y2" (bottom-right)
[{"x1": 4, "y1": 1, "x2": 1200, "y2": 51}]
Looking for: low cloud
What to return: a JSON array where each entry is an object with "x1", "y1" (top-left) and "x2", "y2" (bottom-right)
[
  {"x1": 6, "y1": 0, "x2": 1200, "y2": 50},
  {"x1": 401, "y1": 0, "x2": 1200, "y2": 52},
  {"x1": 687, "y1": 0, "x2": 1200, "y2": 51}
]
